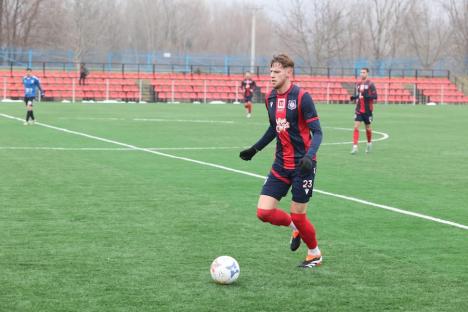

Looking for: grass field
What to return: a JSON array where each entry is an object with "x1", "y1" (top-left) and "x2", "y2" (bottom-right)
[{"x1": 1, "y1": 101, "x2": 467, "y2": 312}]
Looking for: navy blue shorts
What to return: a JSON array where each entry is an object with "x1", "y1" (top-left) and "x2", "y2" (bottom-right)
[
  {"x1": 261, "y1": 162, "x2": 317, "y2": 204},
  {"x1": 355, "y1": 112, "x2": 373, "y2": 125},
  {"x1": 24, "y1": 97, "x2": 35, "y2": 106},
  {"x1": 244, "y1": 95, "x2": 253, "y2": 103}
]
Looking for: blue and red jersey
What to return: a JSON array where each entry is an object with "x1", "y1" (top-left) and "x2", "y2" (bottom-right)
[
  {"x1": 253, "y1": 84, "x2": 322, "y2": 170},
  {"x1": 241, "y1": 79, "x2": 256, "y2": 97},
  {"x1": 353, "y1": 79, "x2": 377, "y2": 114}
]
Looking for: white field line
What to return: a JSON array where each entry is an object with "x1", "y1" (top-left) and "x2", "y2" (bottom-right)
[
  {"x1": 133, "y1": 118, "x2": 234, "y2": 124},
  {"x1": 0, "y1": 146, "x2": 246, "y2": 151},
  {"x1": 1, "y1": 113, "x2": 465, "y2": 231},
  {"x1": 0, "y1": 129, "x2": 389, "y2": 151},
  {"x1": 57, "y1": 117, "x2": 390, "y2": 145}
]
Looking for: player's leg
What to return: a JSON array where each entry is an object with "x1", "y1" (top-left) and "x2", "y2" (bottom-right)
[
  {"x1": 257, "y1": 168, "x2": 295, "y2": 229},
  {"x1": 365, "y1": 115, "x2": 373, "y2": 153},
  {"x1": 244, "y1": 97, "x2": 252, "y2": 118},
  {"x1": 290, "y1": 202, "x2": 321, "y2": 267},
  {"x1": 351, "y1": 119, "x2": 362, "y2": 154},
  {"x1": 29, "y1": 102, "x2": 35, "y2": 124},
  {"x1": 24, "y1": 98, "x2": 33, "y2": 125},
  {"x1": 290, "y1": 166, "x2": 321, "y2": 267}
]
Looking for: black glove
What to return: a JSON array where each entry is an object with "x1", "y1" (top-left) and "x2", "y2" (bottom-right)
[
  {"x1": 239, "y1": 146, "x2": 258, "y2": 161},
  {"x1": 350, "y1": 95, "x2": 357, "y2": 101},
  {"x1": 298, "y1": 156, "x2": 316, "y2": 176}
]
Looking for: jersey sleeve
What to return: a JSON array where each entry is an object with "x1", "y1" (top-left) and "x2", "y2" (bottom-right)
[
  {"x1": 365, "y1": 82, "x2": 377, "y2": 100},
  {"x1": 301, "y1": 92, "x2": 322, "y2": 158},
  {"x1": 253, "y1": 125, "x2": 276, "y2": 151},
  {"x1": 35, "y1": 78, "x2": 43, "y2": 92}
]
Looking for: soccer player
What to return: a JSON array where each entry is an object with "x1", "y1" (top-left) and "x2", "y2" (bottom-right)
[
  {"x1": 22, "y1": 68, "x2": 44, "y2": 125},
  {"x1": 350, "y1": 68, "x2": 377, "y2": 154},
  {"x1": 79, "y1": 63, "x2": 89, "y2": 85},
  {"x1": 240, "y1": 72, "x2": 257, "y2": 118},
  {"x1": 239, "y1": 54, "x2": 323, "y2": 268}
]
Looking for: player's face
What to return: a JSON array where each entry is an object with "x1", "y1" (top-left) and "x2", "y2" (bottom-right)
[
  {"x1": 270, "y1": 63, "x2": 291, "y2": 90},
  {"x1": 245, "y1": 73, "x2": 251, "y2": 79},
  {"x1": 360, "y1": 70, "x2": 368, "y2": 80},
  {"x1": 26, "y1": 70, "x2": 32, "y2": 77}
]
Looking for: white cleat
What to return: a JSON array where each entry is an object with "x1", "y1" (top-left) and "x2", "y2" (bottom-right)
[
  {"x1": 366, "y1": 142, "x2": 372, "y2": 153},
  {"x1": 23, "y1": 121, "x2": 29, "y2": 125},
  {"x1": 350, "y1": 145, "x2": 358, "y2": 155},
  {"x1": 246, "y1": 113, "x2": 251, "y2": 118},
  {"x1": 29, "y1": 120, "x2": 35, "y2": 125}
]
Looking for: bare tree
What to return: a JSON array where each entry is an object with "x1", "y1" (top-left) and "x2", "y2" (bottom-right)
[
  {"x1": 404, "y1": 0, "x2": 450, "y2": 70},
  {"x1": 0, "y1": 0, "x2": 4, "y2": 48},
  {"x1": 1, "y1": 0, "x2": 44, "y2": 49},
  {"x1": 443, "y1": 0, "x2": 468, "y2": 72},
  {"x1": 364, "y1": 0, "x2": 412, "y2": 65},
  {"x1": 275, "y1": 0, "x2": 349, "y2": 68}
]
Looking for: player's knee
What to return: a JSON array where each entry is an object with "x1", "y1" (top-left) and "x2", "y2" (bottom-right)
[
  {"x1": 291, "y1": 212, "x2": 306, "y2": 225},
  {"x1": 257, "y1": 208, "x2": 273, "y2": 222}
]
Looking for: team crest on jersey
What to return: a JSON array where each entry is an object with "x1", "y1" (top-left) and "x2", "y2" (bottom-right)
[
  {"x1": 287, "y1": 100, "x2": 297, "y2": 110},
  {"x1": 269, "y1": 101, "x2": 273, "y2": 107},
  {"x1": 275, "y1": 117, "x2": 290, "y2": 133},
  {"x1": 277, "y1": 98, "x2": 286, "y2": 111}
]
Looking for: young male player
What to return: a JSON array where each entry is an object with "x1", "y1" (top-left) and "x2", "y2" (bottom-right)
[
  {"x1": 240, "y1": 72, "x2": 257, "y2": 118},
  {"x1": 239, "y1": 54, "x2": 323, "y2": 268},
  {"x1": 350, "y1": 68, "x2": 377, "y2": 154},
  {"x1": 22, "y1": 68, "x2": 44, "y2": 125}
]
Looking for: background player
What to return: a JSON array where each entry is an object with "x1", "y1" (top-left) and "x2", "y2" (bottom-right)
[
  {"x1": 350, "y1": 68, "x2": 377, "y2": 154},
  {"x1": 239, "y1": 54, "x2": 323, "y2": 268},
  {"x1": 22, "y1": 68, "x2": 44, "y2": 125},
  {"x1": 240, "y1": 72, "x2": 257, "y2": 118},
  {"x1": 79, "y1": 63, "x2": 89, "y2": 85}
]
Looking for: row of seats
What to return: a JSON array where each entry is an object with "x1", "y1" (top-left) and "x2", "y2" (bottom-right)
[
  {"x1": 2, "y1": 70, "x2": 467, "y2": 103},
  {"x1": 6, "y1": 89, "x2": 140, "y2": 100},
  {"x1": 7, "y1": 83, "x2": 139, "y2": 92}
]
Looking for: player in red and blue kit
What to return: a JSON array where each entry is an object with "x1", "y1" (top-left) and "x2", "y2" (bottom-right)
[
  {"x1": 240, "y1": 72, "x2": 256, "y2": 118},
  {"x1": 22, "y1": 68, "x2": 44, "y2": 125},
  {"x1": 350, "y1": 68, "x2": 377, "y2": 154},
  {"x1": 239, "y1": 54, "x2": 323, "y2": 268}
]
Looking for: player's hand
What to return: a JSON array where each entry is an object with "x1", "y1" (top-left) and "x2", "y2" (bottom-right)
[
  {"x1": 350, "y1": 95, "x2": 356, "y2": 101},
  {"x1": 298, "y1": 156, "x2": 316, "y2": 176},
  {"x1": 239, "y1": 147, "x2": 258, "y2": 161},
  {"x1": 41, "y1": 91, "x2": 45, "y2": 97}
]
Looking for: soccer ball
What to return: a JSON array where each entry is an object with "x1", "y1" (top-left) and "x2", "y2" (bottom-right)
[{"x1": 210, "y1": 256, "x2": 240, "y2": 284}]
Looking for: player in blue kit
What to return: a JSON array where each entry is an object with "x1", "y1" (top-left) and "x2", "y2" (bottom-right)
[
  {"x1": 239, "y1": 54, "x2": 323, "y2": 268},
  {"x1": 22, "y1": 68, "x2": 44, "y2": 125}
]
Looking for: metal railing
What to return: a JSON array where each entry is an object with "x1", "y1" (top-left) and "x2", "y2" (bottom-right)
[{"x1": 0, "y1": 61, "x2": 451, "y2": 79}]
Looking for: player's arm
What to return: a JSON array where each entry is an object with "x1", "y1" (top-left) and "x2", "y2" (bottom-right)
[
  {"x1": 239, "y1": 125, "x2": 276, "y2": 161},
  {"x1": 302, "y1": 93, "x2": 322, "y2": 158},
  {"x1": 298, "y1": 93, "x2": 323, "y2": 174},
  {"x1": 350, "y1": 83, "x2": 358, "y2": 101},
  {"x1": 36, "y1": 78, "x2": 44, "y2": 96},
  {"x1": 364, "y1": 83, "x2": 377, "y2": 100}
]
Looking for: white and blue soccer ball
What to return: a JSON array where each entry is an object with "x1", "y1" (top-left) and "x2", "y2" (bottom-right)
[{"x1": 210, "y1": 256, "x2": 240, "y2": 284}]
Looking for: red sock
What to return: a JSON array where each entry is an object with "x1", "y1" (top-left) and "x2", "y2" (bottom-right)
[
  {"x1": 353, "y1": 128, "x2": 359, "y2": 145},
  {"x1": 257, "y1": 208, "x2": 291, "y2": 226},
  {"x1": 290, "y1": 213, "x2": 317, "y2": 249},
  {"x1": 366, "y1": 129, "x2": 372, "y2": 143}
]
